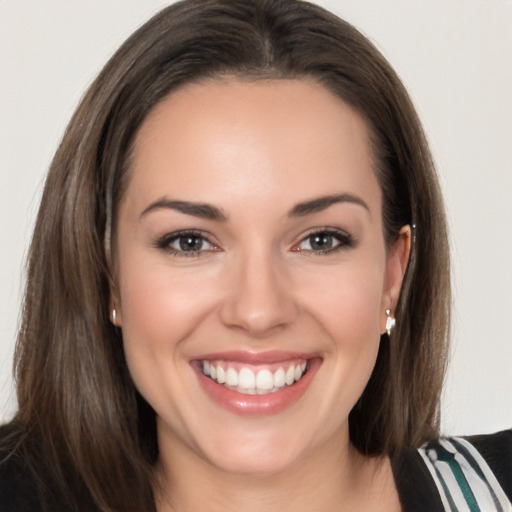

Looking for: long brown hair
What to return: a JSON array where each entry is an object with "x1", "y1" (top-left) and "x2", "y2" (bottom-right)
[{"x1": 7, "y1": 0, "x2": 450, "y2": 509}]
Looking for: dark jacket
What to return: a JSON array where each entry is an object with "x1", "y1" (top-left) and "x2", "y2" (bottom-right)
[{"x1": 1, "y1": 424, "x2": 511, "y2": 511}]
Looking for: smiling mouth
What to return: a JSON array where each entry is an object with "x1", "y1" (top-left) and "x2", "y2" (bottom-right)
[
  {"x1": 201, "y1": 359, "x2": 308, "y2": 395},
  {"x1": 193, "y1": 353, "x2": 320, "y2": 416}
]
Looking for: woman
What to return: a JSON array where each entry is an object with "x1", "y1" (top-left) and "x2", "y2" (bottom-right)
[{"x1": 0, "y1": 1, "x2": 510, "y2": 511}]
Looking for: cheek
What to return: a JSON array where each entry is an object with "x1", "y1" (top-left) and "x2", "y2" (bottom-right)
[
  {"x1": 281, "y1": 260, "x2": 387, "y2": 437},
  {"x1": 305, "y1": 264, "x2": 386, "y2": 411},
  {"x1": 119, "y1": 261, "x2": 219, "y2": 346},
  {"x1": 116, "y1": 259, "x2": 222, "y2": 400},
  {"x1": 117, "y1": 261, "x2": 223, "y2": 422},
  {"x1": 299, "y1": 257, "x2": 387, "y2": 342},
  {"x1": 315, "y1": 277, "x2": 383, "y2": 377}
]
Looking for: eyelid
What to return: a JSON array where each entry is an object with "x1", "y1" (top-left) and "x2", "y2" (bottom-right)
[
  {"x1": 291, "y1": 227, "x2": 356, "y2": 254},
  {"x1": 154, "y1": 227, "x2": 355, "y2": 258},
  {"x1": 155, "y1": 229, "x2": 221, "y2": 257}
]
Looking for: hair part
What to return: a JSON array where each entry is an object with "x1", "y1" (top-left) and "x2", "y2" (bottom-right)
[{"x1": 8, "y1": 0, "x2": 450, "y2": 509}]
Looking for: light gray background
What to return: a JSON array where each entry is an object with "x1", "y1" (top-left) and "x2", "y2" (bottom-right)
[{"x1": 1, "y1": 1, "x2": 511, "y2": 435}]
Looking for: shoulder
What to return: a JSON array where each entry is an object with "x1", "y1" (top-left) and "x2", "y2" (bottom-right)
[
  {"x1": 0, "y1": 423, "x2": 40, "y2": 512},
  {"x1": 0, "y1": 423, "x2": 100, "y2": 512},
  {"x1": 463, "y1": 429, "x2": 512, "y2": 499},
  {"x1": 419, "y1": 430, "x2": 511, "y2": 511},
  {"x1": 392, "y1": 429, "x2": 512, "y2": 512}
]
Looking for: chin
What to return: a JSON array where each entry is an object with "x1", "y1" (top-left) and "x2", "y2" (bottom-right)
[
  {"x1": 190, "y1": 422, "x2": 319, "y2": 477},
  {"x1": 205, "y1": 446, "x2": 302, "y2": 477}
]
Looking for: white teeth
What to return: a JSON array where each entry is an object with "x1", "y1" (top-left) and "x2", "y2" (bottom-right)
[
  {"x1": 273, "y1": 368, "x2": 286, "y2": 388},
  {"x1": 256, "y1": 369, "x2": 274, "y2": 390},
  {"x1": 202, "y1": 360, "x2": 308, "y2": 394},
  {"x1": 216, "y1": 366, "x2": 226, "y2": 384},
  {"x1": 285, "y1": 366, "x2": 295, "y2": 385},
  {"x1": 226, "y1": 367, "x2": 238, "y2": 386},
  {"x1": 238, "y1": 368, "x2": 256, "y2": 390}
]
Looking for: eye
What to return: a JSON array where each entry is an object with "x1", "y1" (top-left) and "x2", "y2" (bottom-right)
[
  {"x1": 156, "y1": 231, "x2": 219, "y2": 257},
  {"x1": 293, "y1": 229, "x2": 355, "y2": 254}
]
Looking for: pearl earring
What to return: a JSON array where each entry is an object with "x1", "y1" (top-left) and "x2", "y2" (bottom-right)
[{"x1": 112, "y1": 309, "x2": 117, "y2": 325}]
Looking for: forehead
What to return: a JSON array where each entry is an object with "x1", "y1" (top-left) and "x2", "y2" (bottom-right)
[{"x1": 125, "y1": 78, "x2": 380, "y2": 217}]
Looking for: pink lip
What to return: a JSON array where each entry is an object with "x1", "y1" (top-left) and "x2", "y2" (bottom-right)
[
  {"x1": 194, "y1": 350, "x2": 316, "y2": 364},
  {"x1": 191, "y1": 353, "x2": 322, "y2": 417}
]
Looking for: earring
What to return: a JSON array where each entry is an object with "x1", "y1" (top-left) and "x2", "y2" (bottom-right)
[
  {"x1": 112, "y1": 308, "x2": 117, "y2": 325},
  {"x1": 385, "y1": 309, "x2": 395, "y2": 336}
]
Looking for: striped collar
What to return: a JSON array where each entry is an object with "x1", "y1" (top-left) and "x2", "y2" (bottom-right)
[{"x1": 392, "y1": 430, "x2": 512, "y2": 512}]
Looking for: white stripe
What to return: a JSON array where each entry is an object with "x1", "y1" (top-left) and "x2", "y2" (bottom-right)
[
  {"x1": 441, "y1": 439, "x2": 496, "y2": 511},
  {"x1": 453, "y1": 437, "x2": 512, "y2": 512},
  {"x1": 437, "y1": 457, "x2": 472, "y2": 510},
  {"x1": 418, "y1": 438, "x2": 512, "y2": 512},
  {"x1": 418, "y1": 445, "x2": 455, "y2": 511}
]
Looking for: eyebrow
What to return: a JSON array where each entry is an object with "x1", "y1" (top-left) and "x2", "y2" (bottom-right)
[
  {"x1": 140, "y1": 199, "x2": 227, "y2": 221},
  {"x1": 140, "y1": 193, "x2": 369, "y2": 222},
  {"x1": 288, "y1": 193, "x2": 370, "y2": 217}
]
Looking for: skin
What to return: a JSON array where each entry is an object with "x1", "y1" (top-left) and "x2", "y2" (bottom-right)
[{"x1": 113, "y1": 79, "x2": 410, "y2": 511}]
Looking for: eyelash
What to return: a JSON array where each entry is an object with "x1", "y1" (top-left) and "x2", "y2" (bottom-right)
[
  {"x1": 155, "y1": 228, "x2": 356, "y2": 258},
  {"x1": 292, "y1": 228, "x2": 356, "y2": 255},
  {"x1": 155, "y1": 230, "x2": 219, "y2": 258}
]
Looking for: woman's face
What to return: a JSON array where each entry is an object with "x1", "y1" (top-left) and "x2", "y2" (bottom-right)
[{"x1": 114, "y1": 79, "x2": 409, "y2": 475}]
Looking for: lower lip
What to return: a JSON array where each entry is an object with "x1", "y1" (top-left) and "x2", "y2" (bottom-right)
[{"x1": 194, "y1": 358, "x2": 322, "y2": 417}]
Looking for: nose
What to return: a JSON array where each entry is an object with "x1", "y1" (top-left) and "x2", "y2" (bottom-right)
[{"x1": 219, "y1": 249, "x2": 299, "y2": 336}]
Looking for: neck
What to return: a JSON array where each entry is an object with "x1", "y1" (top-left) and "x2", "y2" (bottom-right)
[{"x1": 154, "y1": 427, "x2": 398, "y2": 512}]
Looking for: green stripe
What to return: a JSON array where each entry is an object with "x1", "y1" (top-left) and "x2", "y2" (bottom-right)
[
  {"x1": 437, "y1": 445, "x2": 480, "y2": 512},
  {"x1": 451, "y1": 438, "x2": 504, "y2": 512}
]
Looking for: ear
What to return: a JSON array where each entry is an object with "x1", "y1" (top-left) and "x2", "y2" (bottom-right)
[{"x1": 380, "y1": 225, "x2": 411, "y2": 332}]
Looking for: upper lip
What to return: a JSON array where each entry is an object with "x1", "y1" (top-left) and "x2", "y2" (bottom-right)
[{"x1": 191, "y1": 350, "x2": 317, "y2": 364}]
